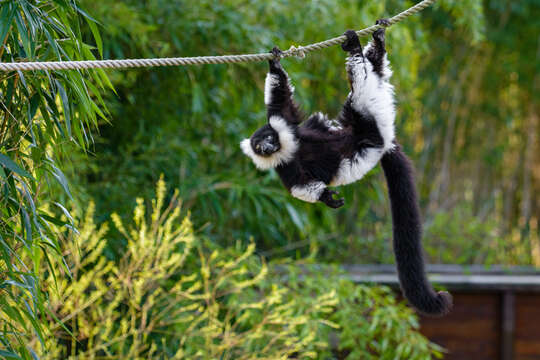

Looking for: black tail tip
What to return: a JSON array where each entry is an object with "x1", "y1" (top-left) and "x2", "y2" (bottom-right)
[
  {"x1": 419, "y1": 291, "x2": 453, "y2": 317},
  {"x1": 438, "y1": 291, "x2": 453, "y2": 307}
]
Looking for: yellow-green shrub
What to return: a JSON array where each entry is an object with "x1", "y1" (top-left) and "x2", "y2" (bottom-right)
[
  {"x1": 30, "y1": 178, "x2": 442, "y2": 359},
  {"x1": 32, "y1": 179, "x2": 336, "y2": 359}
]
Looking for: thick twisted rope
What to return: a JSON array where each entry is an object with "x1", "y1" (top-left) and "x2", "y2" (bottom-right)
[{"x1": 0, "y1": 0, "x2": 436, "y2": 72}]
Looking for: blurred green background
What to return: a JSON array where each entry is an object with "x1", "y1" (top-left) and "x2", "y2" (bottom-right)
[{"x1": 76, "y1": 0, "x2": 539, "y2": 265}]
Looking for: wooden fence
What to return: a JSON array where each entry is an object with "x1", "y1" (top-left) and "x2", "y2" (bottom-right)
[{"x1": 347, "y1": 265, "x2": 540, "y2": 360}]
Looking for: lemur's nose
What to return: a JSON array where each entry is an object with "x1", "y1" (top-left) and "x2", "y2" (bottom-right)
[{"x1": 261, "y1": 142, "x2": 276, "y2": 154}]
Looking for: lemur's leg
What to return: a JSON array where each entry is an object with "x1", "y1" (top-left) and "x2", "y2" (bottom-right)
[
  {"x1": 341, "y1": 30, "x2": 363, "y2": 55},
  {"x1": 265, "y1": 47, "x2": 302, "y2": 125},
  {"x1": 285, "y1": 166, "x2": 345, "y2": 209},
  {"x1": 330, "y1": 29, "x2": 392, "y2": 189},
  {"x1": 289, "y1": 179, "x2": 344, "y2": 209},
  {"x1": 341, "y1": 30, "x2": 364, "y2": 92},
  {"x1": 339, "y1": 30, "x2": 385, "y2": 149},
  {"x1": 364, "y1": 18, "x2": 390, "y2": 76}
]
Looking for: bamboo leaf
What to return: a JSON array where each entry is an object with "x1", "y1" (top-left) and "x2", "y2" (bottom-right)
[
  {"x1": 54, "y1": 80, "x2": 71, "y2": 137},
  {"x1": 47, "y1": 160, "x2": 72, "y2": 199},
  {"x1": 0, "y1": 3, "x2": 16, "y2": 46},
  {"x1": 0, "y1": 349, "x2": 22, "y2": 359},
  {"x1": 87, "y1": 18, "x2": 102, "y2": 57},
  {"x1": 0, "y1": 154, "x2": 32, "y2": 179},
  {"x1": 14, "y1": 11, "x2": 32, "y2": 58}
]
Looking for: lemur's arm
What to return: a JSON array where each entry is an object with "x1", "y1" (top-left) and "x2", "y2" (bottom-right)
[
  {"x1": 265, "y1": 48, "x2": 344, "y2": 208},
  {"x1": 265, "y1": 47, "x2": 303, "y2": 125},
  {"x1": 281, "y1": 161, "x2": 345, "y2": 209},
  {"x1": 341, "y1": 30, "x2": 365, "y2": 94},
  {"x1": 342, "y1": 20, "x2": 389, "y2": 91},
  {"x1": 337, "y1": 22, "x2": 392, "y2": 151},
  {"x1": 363, "y1": 19, "x2": 389, "y2": 77}
]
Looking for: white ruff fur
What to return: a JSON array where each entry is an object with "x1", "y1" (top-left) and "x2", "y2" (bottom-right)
[
  {"x1": 330, "y1": 148, "x2": 384, "y2": 186},
  {"x1": 264, "y1": 73, "x2": 280, "y2": 105},
  {"x1": 329, "y1": 49, "x2": 396, "y2": 186},
  {"x1": 291, "y1": 181, "x2": 326, "y2": 203},
  {"x1": 264, "y1": 72, "x2": 295, "y2": 106},
  {"x1": 347, "y1": 50, "x2": 395, "y2": 151},
  {"x1": 240, "y1": 116, "x2": 298, "y2": 170}
]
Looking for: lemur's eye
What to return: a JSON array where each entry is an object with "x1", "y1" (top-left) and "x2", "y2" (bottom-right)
[{"x1": 266, "y1": 135, "x2": 273, "y2": 141}]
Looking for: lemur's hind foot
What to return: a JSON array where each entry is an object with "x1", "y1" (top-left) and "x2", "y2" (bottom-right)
[
  {"x1": 269, "y1": 47, "x2": 283, "y2": 71},
  {"x1": 375, "y1": 18, "x2": 391, "y2": 27},
  {"x1": 319, "y1": 189, "x2": 345, "y2": 209},
  {"x1": 364, "y1": 19, "x2": 389, "y2": 76},
  {"x1": 373, "y1": 18, "x2": 390, "y2": 45},
  {"x1": 341, "y1": 30, "x2": 362, "y2": 55}
]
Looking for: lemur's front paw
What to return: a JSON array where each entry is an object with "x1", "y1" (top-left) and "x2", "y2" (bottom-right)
[
  {"x1": 373, "y1": 19, "x2": 389, "y2": 41},
  {"x1": 327, "y1": 198, "x2": 345, "y2": 209},
  {"x1": 375, "y1": 18, "x2": 391, "y2": 27},
  {"x1": 373, "y1": 28, "x2": 385, "y2": 42},
  {"x1": 319, "y1": 189, "x2": 345, "y2": 209},
  {"x1": 341, "y1": 30, "x2": 362, "y2": 53},
  {"x1": 271, "y1": 46, "x2": 283, "y2": 59},
  {"x1": 268, "y1": 46, "x2": 283, "y2": 70}
]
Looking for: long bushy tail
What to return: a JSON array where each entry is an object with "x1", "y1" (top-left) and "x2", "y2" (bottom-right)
[{"x1": 381, "y1": 144, "x2": 452, "y2": 316}]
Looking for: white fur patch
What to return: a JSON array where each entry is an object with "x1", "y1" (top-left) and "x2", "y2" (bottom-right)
[
  {"x1": 318, "y1": 112, "x2": 342, "y2": 131},
  {"x1": 309, "y1": 112, "x2": 342, "y2": 132},
  {"x1": 330, "y1": 148, "x2": 384, "y2": 186},
  {"x1": 362, "y1": 41, "x2": 393, "y2": 81},
  {"x1": 327, "y1": 120, "x2": 342, "y2": 132},
  {"x1": 347, "y1": 54, "x2": 396, "y2": 151},
  {"x1": 291, "y1": 181, "x2": 326, "y2": 203},
  {"x1": 264, "y1": 73, "x2": 280, "y2": 105},
  {"x1": 362, "y1": 41, "x2": 373, "y2": 55},
  {"x1": 240, "y1": 116, "x2": 298, "y2": 170}
]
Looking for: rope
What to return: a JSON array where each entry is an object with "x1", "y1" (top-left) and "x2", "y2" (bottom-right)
[{"x1": 0, "y1": 0, "x2": 436, "y2": 72}]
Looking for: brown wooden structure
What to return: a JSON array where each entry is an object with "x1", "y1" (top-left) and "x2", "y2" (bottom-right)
[{"x1": 347, "y1": 265, "x2": 540, "y2": 360}]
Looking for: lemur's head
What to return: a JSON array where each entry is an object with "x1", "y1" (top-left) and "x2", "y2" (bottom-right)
[
  {"x1": 240, "y1": 116, "x2": 298, "y2": 170},
  {"x1": 250, "y1": 124, "x2": 281, "y2": 156}
]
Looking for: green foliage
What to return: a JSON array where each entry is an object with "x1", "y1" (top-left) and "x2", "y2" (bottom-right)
[
  {"x1": 70, "y1": 0, "x2": 540, "y2": 267},
  {"x1": 424, "y1": 202, "x2": 540, "y2": 266},
  {"x1": 0, "y1": 1, "x2": 110, "y2": 357},
  {"x1": 333, "y1": 285, "x2": 443, "y2": 359},
  {"x1": 33, "y1": 179, "x2": 333, "y2": 359},
  {"x1": 424, "y1": 203, "x2": 501, "y2": 264},
  {"x1": 74, "y1": 0, "x2": 458, "y2": 254},
  {"x1": 2, "y1": 0, "x2": 539, "y2": 356},
  {"x1": 31, "y1": 179, "x2": 439, "y2": 359},
  {"x1": 276, "y1": 264, "x2": 444, "y2": 359}
]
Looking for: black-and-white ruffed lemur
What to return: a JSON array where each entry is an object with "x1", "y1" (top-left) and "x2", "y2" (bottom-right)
[{"x1": 240, "y1": 20, "x2": 452, "y2": 316}]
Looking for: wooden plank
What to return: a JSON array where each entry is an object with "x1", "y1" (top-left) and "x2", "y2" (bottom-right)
[
  {"x1": 515, "y1": 294, "x2": 540, "y2": 359},
  {"x1": 501, "y1": 291, "x2": 515, "y2": 360},
  {"x1": 345, "y1": 264, "x2": 540, "y2": 275},
  {"x1": 419, "y1": 294, "x2": 500, "y2": 360},
  {"x1": 344, "y1": 264, "x2": 540, "y2": 291},
  {"x1": 349, "y1": 273, "x2": 540, "y2": 292}
]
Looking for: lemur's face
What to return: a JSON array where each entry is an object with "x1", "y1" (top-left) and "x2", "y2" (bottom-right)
[
  {"x1": 240, "y1": 116, "x2": 298, "y2": 170},
  {"x1": 250, "y1": 124, "x2": 281, "y2": 156}
]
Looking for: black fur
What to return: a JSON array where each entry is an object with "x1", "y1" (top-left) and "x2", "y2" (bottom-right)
[
  {"x1": 366, "y1": 18, "x2": 390, "y2": 76},
  {"x1": 341, "y1": 30, "x2": 363, "y2": 55},
  {"x1": 250, "y1": 124, "x2": 281, "y2": 156},
  {"x1": 382, "y1": 144, "x2": 452, "y2": 316},
  {"x1": 242, "y1": 23, "x2": 453, "y2": 316}
]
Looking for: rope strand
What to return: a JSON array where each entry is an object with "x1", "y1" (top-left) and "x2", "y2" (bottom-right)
[{"x1": 0, "y1": 0, "x2": 436, "y2": 72}]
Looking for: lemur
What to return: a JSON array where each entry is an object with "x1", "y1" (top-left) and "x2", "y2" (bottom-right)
[{"x1": 240, "y1": 20, "x2": 452, "y2": 316}]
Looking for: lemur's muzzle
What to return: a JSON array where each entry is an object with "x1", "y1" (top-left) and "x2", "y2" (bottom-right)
[{"x1": 260, "y1": 142, "x2": 278, "y2": 154}]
